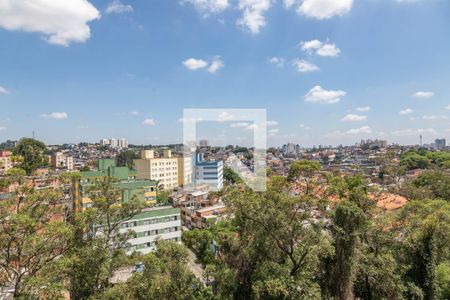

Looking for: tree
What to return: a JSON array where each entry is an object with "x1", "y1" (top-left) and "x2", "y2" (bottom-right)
[
  {"x1": 12, "y1": 138, "x2": 48, "y2": 175},
  {"x1": 400, "y1": 151, "x2": 430, "y2": 170},
  {"x1": 223, "y1": 166, "x2": 242, "y2": 185},
  {"x1": 115, "y1": 241, "x2": 210, "y2": 299},
  {"x1": 116, "y1": 150, "x2": 138, "y2": 169},
  {"x1": 0, "y1": 178, "x2": 73, "y2": 298},
  {"x1": 64, "y1": 177, "x2": 147, "y2": 299}
]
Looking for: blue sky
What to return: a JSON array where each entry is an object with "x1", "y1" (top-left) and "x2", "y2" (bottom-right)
[{"x1": 1, "y1": 0, "x2": 450, "y2": 147}]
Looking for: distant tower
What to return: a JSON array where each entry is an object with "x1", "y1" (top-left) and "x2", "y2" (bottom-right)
[
  {"x1": 32, "y1": 131, "x2": 35, "y2": 139},
  {"x1": 420, "y1": 135, "x2": 422, "y2": 146}
]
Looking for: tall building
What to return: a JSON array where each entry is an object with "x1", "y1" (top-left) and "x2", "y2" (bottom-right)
[
  {"x1": 109, "y1": 138, "x2": 118, "y2": 148},
  {"x1": 100, "y1": 139, "x2": 110, "y2": 146},
  {"x1": 177, "y1": 156, "x2": 193, "y2": 187},
  {"x1": 435, "y1": 138, "x2": 446, "y2": 150},
  {"x1": 199, "y1": 139, "x2": 209, "y2": 147},
  {"x1": 133, "y1": 150, "x2": 180, "y2": 189},
  {"x1": 118, "y1": 138, "x2": 128, "y2": 148},
  {"x1": 195, "y1": 153, "x2": 223, "y2": 190},
  {"x1": 0, "y1": 151, "x2": 13, "y2": 175}
]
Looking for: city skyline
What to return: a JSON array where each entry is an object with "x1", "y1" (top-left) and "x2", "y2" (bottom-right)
[{"x1": 1, "y1": 0, "x2": 450, "y2": 147}]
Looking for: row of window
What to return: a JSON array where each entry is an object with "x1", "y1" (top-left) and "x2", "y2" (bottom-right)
[
  {"x1": 121, "y1": 215, "x2": 178, "y2": 229},
  {"x1": 141, "y1": 226, "x2": 179, "y2": 237}
]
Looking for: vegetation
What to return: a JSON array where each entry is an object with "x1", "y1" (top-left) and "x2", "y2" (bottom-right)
[
  {"x1": 1, "y1": 150, "x2": 450, "y2": 299},
  {"x1": 116, "y1": 149, "x2": 138, "y2": 169},
  {"x1": 12, "y1": 138, "x2": 48, "y2": 174}
]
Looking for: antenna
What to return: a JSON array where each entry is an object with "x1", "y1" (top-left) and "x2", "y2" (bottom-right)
[
  {"x1": 420, "y1": 135, "x2": 422, "y2": 147},
  {"x1": 32, "y1": 131, "x2": 36, "y2": 139}
]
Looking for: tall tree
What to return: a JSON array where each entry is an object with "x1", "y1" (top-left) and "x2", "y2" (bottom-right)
[
  {"x1": 116, "y1": 150, "x2": 138, "y2": 169},
  {"x1": 12, "y1": 138, "x2": 48, "y2": 175}
]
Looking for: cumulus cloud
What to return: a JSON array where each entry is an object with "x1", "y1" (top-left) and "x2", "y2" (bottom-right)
[
  {"x1": 341, "y1": 114, "x2": 367, "y2": 122},
  {"x1": 355, "y1": 106, "x2": 371, "y2": 112},
  {"x1": 218, "y1": 112, "x2": 234, "y2": 122},
  {"x1": 230, "y1": 122, "x2": 250, "y2": 128},
  {"x1": 268, "y1": 57, "x2": 285, "y2": 67},
  {"x1": 0, "y1": 127, "x2": 6, "y2": 131},
  {"x1": 0, "y1": 0, "x2": 101, "y2": 46},
  {"x1": 207, "y1": 56, "x2": 224, "y2": 73},
  {"x1": 41, "y1": 112, "x2": 68, "y2": 120},
  {"x1": 445, "y1": 105, "x2": 450, "y2": 110},
  {"x1": 130, "y1": 111, "x2": 139, "y2": 116},
  {"x1": 346, "y1": 126, "x2": 372, "y2": 135},
  {"x1": 265, "y1": 120, "x2": 278, "y2": 126},
  {"x1": 399, "y1": 108, "x2": 413, "y2": 115},
  {"x1": 245, "y1": 123, "x2": 258, "y2": 130},
  {"x1": 292, "y1": 59, "x2": 320, "y2": 72},
  {"x1": 297, "y1": 0, "x2": 353, "y2": 19},
  {"x1": 304, "y1": 85, "x2": 346, "y2": 104},
  {"x1": 183, "y1": 58, "x2": 208, "y2": 70},
  {"x1": 413, "y1": 91, "x2": 434, "y2": 98},
  {"x1": 422, "y1": 115, "x2": 448, "y2": 120},
  {"x1": 178, "y1": 117, "x2": 203, "y2": 123},
  {"x1": 300, "y1": 39, "x2": 341, "y2": 57},
  {"x1": 143, "y1": 118, "x2": 156, "y2": 126},
  {"x1": 0, "y1": 86, "x2": 10, "y2": 95},
  {"x1": 182, "y1": 0, "x2": 229, "y2": 15},
  {"x1": 237, "y1": 0, "x2": 271, "y2": 34},
  {"x1": 106, "y1": 0, "x2": 133, "y2": 14},
  {"x1": 268, "y1": 128, "x2": 279, "y2": 135}
]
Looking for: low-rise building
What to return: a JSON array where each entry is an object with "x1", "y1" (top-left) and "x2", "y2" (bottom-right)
[
  {"x1": 195, "y1": 153, "x2": 223, "y2": 190},
  {"x1": 122, "y1": 206, "x2": 181, "y2": 254},
  {"x1": 134, "y1": 150, "x2": 180, "y2": 189}
]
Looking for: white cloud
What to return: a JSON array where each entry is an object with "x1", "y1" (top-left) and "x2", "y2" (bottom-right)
[
  {"x1": 300, "y1": 40, "x2": 340, "y2": 57},
  {"x1": 143, "y1": 118, "x2": 156, "y2": 126},
  {"x1": 412, "y1": 91, "x2": 434, "y2": 98},
  {"x1": 218, "y1": 112, "x2": 234, "y2": 122},
  {"x1": 283, "y1": 0, "x2": 297, "y2": 9},
  {"x1": 422, "y1": 115, "x2": 448, "y2": 120},
  {"x1": 445, "y1": 105, "x2": 450, "y2": 110},
  {"x1": 297, "y1": 0, "x2": 353, "y2": 19},
  {"x1": 130, "y1": 111, "x2": 139, "y2": 116},
  {"x1": 183, "y1": 58, "x2": 208, "y2": 70},
  {"x1": 0, "y1": 0, "x2": 100, "y2": 46},
  {"x1": 304, "y1": 85, "x2": 346, "y2": 104},
  {"x1": 292, "y1": 59, "x2": 320, "y2": 72},
  {"x1": 237, "y1": 0, "x2": 272, "y2": 34},
  {"x1": 268, "y1": 128, "x2": 279, "y2": 136},
  {"x1": 41, "y1": 112, "x2": 68, "y2": 120},
  {"x1": 106, "y1": 0, "x2": 133, "y2": 14},
  {"x1": 207, "y1": 56, "x2": 224, "y2": 73},
  {"x1": 392, "y1": 128, "x2": 437, "y2": 136},
  {"x1": 245, "y1": 123, "x2": 258, "y2": 130},
  {"x1": 0, "y1": 86, "x2": 10, "y2": 95},
  {"x1": 0, "y1": 127, "x2": 6, "y2": 131},
  {"x1": 268, "y1": 57, "x2": 285, "y2": 67},
  {"x1": 346, "y1": 126, "x2": 372, "y2": 135},
  {"x1": 355, "y1": 106, "x2": 371, "y2": 112},
  {"x1": 341, "y1": 114, "x2": 367, "y2": 122},
  {"x1": 182, "y1": 0, "x2": 229, "y2": 15},
  {"x1": 230, "y1": 122, "x2": 250, "y2": 128},
  {"x1": 178, "y1": 117, "x2": 203, "y2": 123},
  {"x1": 399, "y1": 108, "x2": 413, "y2": 115},
  {"x1": 299, "y1": 123, "x2": 311, "y2": 129},
  {"x1": 265, "y1": 120, "x2": 278, "y2": 126}
]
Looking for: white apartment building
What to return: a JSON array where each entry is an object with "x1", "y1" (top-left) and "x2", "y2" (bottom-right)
[
  {"x1": 51, "y1": 152, "x2": 74, "y2": 171},
  {"x1": 134, "y1": 150, "x2": 179, "y2": 189}
]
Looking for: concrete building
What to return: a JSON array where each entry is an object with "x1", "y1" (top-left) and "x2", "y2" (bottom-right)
[
  {"x1": 51, "y1": 152, "x2": 74, "y2": 171},
  {"x1": 177, "y1": 155, "x2": 193, "y2": 187},
  {"x1": 435, "y1": 138, "x2": 446, "y2": 150},
  {"x1": 100, "y1": 139, "x2": 110, "y2": 146},
  {"x1": 195, "y1": 153, "x2": 223, "y2": 190},
  {"x1": 110, "y1": 138, "x2": 118, "y2": 148},
  {"x1": 133, "y1": 150, "x2": 180, "y2": 189},
  {"x1": 0, "y1": 151, "x2": 13, "y2": 175},
  {"x1": 122, "y1": 206, "x2": 181, "y2": 254},
  {"x1": 118, "y1": 138, "x2": 128, "y2": 149},
  {"x1": 74, "y1": 159, "x2": 156, "y2": 211}
]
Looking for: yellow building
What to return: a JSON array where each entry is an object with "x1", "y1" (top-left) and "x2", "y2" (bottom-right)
[{"x1": 134, "y1": 149, "x2": 193, "y2": 189}]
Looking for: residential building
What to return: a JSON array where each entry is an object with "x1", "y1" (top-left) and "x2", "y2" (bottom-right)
[
  {"x1": 110, "y1": 138, "x2": 118, "y2": 148},
  {"x1": 51, "y1": 152, "x2": 74, "y2": 171},
  {"x1": 133, "y1": 149, "x2": 179, "y2": 189},
  {"x1": 435, "y1": 138, "x2": 446, "y2": 150},
  {"x1": 121, "y1": 206, "x2": 181, "y2": 254},
  {"x1": 177, "y1": 155, "x2": 193, "y2": 187},
  {"x1": 73, "y1": 159, "x2": 156, "y2": 211},
  {"x1": 0, "y1": 151, "x2": 13, "y2": 174},
  {"x1": 195, "y1": 153, "x2": 223, "y2": 190},
  {"x1": 199, "y1": 139, "x2": 208, "y2": 147},
  {"x1": 100, "y1": 139, "x2": 110, "y2": 146},
  {"x1": 118, "y1": 138, "x2": 128, "y2": 148}
]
